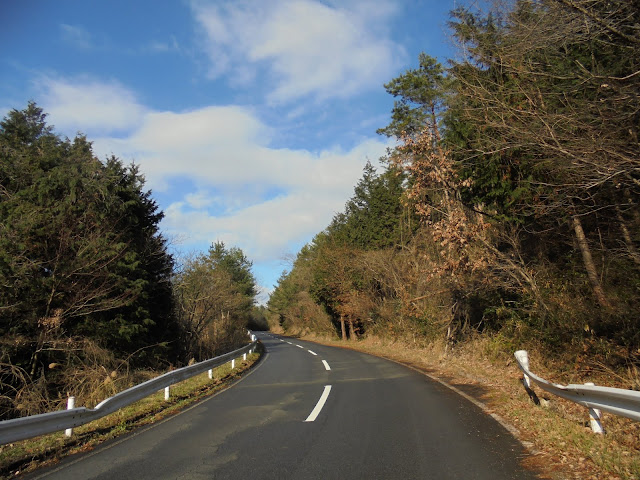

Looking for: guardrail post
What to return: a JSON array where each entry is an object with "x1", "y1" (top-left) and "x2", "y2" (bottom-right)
[
  {"x1": 0, "y1": 342, "x2": 262, "y2": 446},
  {"x1": 208, "y1": 369, "x2": 213, "y2": 380},
  {"x1": 585, "y1": 383, "x2": 605, "y2": 434},
  {"x1": 65, "y1": 396, "x2": 75, "y2": 437},
  {"x1": 516, "y1": 350, "x2": 532, "y2": 388},
  {"x1": 231, "y1": 359, "x2": 235, "y2": 369},
  {"x1": 514, "y1": 350, "x2": 541, "y2": 405},
  {"x1": 243, "y1": 353, "x2": 247, "y2": 361},
  {"x1": 164, "y1": 386, "x2": 170, "y2": 401}
]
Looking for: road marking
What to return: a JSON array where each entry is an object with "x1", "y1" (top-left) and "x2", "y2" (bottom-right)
[
  {"x1": 322, "y1": 360, "x2": 331, "y2": 371},
  {"x1": 296, "y1": 344, "x2": 305, "y2": 349},
  {"x1": 286, "y1": 341, "x2": 292, "y2": 345},
  {"x1": 304, "y1": 385, "x2": 332, "y2": 422},
  {"x1": 308, "y1": 350, "x2": 318, "y2": 356}
]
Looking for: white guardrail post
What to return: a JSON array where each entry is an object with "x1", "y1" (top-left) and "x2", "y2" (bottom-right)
[
  {"x1": 64, "y1": 397, "x2": 75, "y2": 437},
  {"x1": 515, "y1": 350, "x2": 640, "y2": 433},
  {"x1": 584, "y1": 382, "x2": 604, "y2": 434},
  {"x1": 515, "y1": 350, "x2": 541, "y2": 405},
  {"x1": 0, "y1": 339, "x2": 258, "y2": 446},
  {"x1": 517, "y1": 351, "x2": 532, "y2": 389}
]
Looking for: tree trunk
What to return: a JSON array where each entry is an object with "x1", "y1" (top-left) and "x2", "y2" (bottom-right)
[
  {"x1": 340, "y1": 316, "x2": 347, "y2": 340},
  {"x1": 572, "y1": 215, "x2": 609, "y2": 307},
  {"x1": 616, "y1": 206, "x2": 640, "y2": 267},
  {"x1": 348, "y1": 319, "x2": 356, "y2": 340}
]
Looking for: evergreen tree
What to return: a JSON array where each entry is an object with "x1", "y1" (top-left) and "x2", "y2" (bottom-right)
[
  {"x1": 377, "y1": 53, "x2": 450, "y2": 139},
  {"x1": 328, "y1": 162, "x2": 415, "y2": 250},
  {"x1": 206, "y1": 241, "x2": 257, "y2": 302},
  {"x1": 0, "y1": 103, "x2": 176, "y2": 375}
]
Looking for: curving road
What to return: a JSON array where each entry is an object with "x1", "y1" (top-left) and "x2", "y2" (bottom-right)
[{"x1": 25, "y1": 332, "x2": 540, "y2": 479}]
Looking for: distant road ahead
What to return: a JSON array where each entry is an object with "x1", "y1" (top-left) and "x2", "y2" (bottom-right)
[{"x1": 26, "y1": 332, "x2": 540, "y2": 479}]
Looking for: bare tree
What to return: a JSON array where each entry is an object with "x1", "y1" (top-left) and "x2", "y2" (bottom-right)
[{"x1": 448, "y1": 0, "x2": 640, "y2": 306}]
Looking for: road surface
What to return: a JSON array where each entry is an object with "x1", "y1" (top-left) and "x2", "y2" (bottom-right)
[{"x1": 25, "y1": 332, "x2": 540, "y2": 479}]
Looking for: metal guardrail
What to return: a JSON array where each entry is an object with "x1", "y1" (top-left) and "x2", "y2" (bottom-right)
[
  {"x1": 0, "y1": 339, "x2": 258, "y2": 446},
  {"x1": 514, "y1": 350, "x2": 640, "y2": 431}
]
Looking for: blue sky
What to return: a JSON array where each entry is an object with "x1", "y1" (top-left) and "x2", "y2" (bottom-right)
[{"x1": 1, "y1": 0, "x2": 468, "y2": 303}]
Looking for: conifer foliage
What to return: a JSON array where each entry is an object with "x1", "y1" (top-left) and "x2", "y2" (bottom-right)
[
  {"x1": 1, "y1": 102, "x2": 175, "y2": 381},
  {"x1": 0, "y1": 103, "x2": 257, "y2": 418}
]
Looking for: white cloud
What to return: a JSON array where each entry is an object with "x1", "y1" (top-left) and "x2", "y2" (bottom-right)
[
  {"x1": 60, "y1": 24, "x2": 93, "y2": 49},
  {"x1": 39, "y1": 77, "x2": 390, "y2": 262},
  {"x1": 185, "y1": 191, "x2": 215, "y2": 209},
  {"x1": 31, "y1": 75, "x2": 391, "y2": 298},
  {"x1": 161, "y1": 154, "x2": 378, "y2": 262},
  {"x1": 255, "y1": 285, "x2": 273, "y2": 306},
  {"x1": 96, "y1": 105, "x2": 389, "y2": 260},
  {"x1": 36, "y1": 75, "x2": 147, "y2": 135},
  {"x1": 191, "y1": 0, "x2": 405, "y2": 103},
  {"x1": 94, "y1": 104, "x2": 387, "y2": 196}
]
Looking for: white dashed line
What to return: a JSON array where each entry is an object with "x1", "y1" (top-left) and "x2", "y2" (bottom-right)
[
  {"x1": 308, "y1": 350, "x2": 317, "y2": 356},
  {"x1": 296, "y1": 344, "x2": 305, "y2": 349},
  {"x1": 322, "y1": 360, "x2": 331, "y2": 371},
  {"x1": 304, "y1": 385, "x2": 332, "y2": 422}
]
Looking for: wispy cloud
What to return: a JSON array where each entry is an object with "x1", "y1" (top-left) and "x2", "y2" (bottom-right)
[
  {"x1": 191, "y1": 0, "x2": 406, "y2": 103},
  {"x1": 142, "y1": 35, "x2": 182, "y2": 54},
  {"x1": 60, "y1": 24, "x2": 93, "y2": 49}
]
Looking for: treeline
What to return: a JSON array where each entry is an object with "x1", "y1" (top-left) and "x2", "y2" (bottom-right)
[
  {"x1": 0, "y1": 103, "x2": 263, "y2": 419},
  {"x1": 268, "y1": 0, "x2": 640, "y2": 370}
]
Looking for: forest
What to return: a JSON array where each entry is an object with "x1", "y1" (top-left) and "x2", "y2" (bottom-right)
[
  {"x1": 267, "y1": 0, "x2": 640, "y2": 379},
  {"x1": 1, "y1": 0, "x2": 638, "y2": 426},
  {"x1": 0, "y1": 102, "x2": 266, "y2": 420}
]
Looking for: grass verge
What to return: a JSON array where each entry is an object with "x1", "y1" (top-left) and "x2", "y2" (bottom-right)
[
  {"x1": 0, "y1": 346, "x2": 262, "y2": 479},
  {"x1": 298, "y1": 332, "x2": 640, "y2": 480}
]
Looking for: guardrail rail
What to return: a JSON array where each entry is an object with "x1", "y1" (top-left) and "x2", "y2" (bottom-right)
[
  {"x1": 514, "y1": 350, "x2": 640, "y2": 433},
  {"x1": 0, "y1": 336, "x2": 258, "y2": 446}
]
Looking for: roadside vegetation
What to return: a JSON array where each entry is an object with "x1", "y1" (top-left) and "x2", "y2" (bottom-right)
[
  {"x1": 267, "y1": 1, "x2": 639, "y2": 477},
  {"x1": 270, "y1": 0, "x2": 640, "y2": 373},
  {"x1": 0, "y1": 102, "x2": 266, "y2": 423},
  {"x1": 0, "y1": 350, "x2": 261, "y2": 479}
]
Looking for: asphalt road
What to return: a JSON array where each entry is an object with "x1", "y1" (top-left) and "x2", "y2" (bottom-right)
[{"x1": 25, "y1": 332, "x2": 541, "y2": 479}]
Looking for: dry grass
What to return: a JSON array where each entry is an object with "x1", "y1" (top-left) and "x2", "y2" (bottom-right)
[
  {"x1": 0, "y1": 349, "x2": 262, "y2": 479},
  {"x1": 301, "y1": 332, "x2": 640, "y2": 480},
  {"x1": 0, "y1": 338, "x2": 167, "y2": 420}
]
